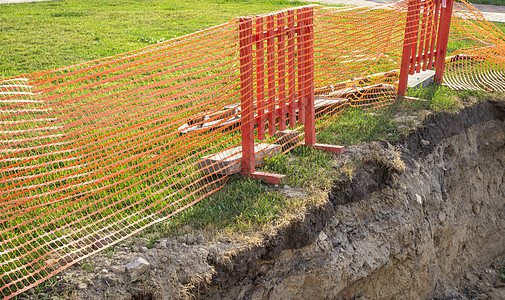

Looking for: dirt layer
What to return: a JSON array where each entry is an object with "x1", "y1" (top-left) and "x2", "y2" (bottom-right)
[
  {"x1": 200, "y1": 100, "x2": 505, "y2": 300},
  {"x1": 28, "y1": 100, "x2": 505, "y2": 300}
]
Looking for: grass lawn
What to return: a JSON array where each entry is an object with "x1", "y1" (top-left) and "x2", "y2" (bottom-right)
[
  {"x1": 469, "y1": 0, "x2": 505, "y2": 5},
  {"x1": 0, "y1": 0, "x2": 308, "y2": 78},
  {"x1": 1, "y1": 0, "x2": 503, "y2": 78},
  {"x1": 157, "y1": 84, "x2": 476, "y2": 239},
  {"x1": 1, "y1": 0, "x2": 504, "y2": 297}
]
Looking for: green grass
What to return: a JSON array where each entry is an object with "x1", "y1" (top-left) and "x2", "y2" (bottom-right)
[
  {"x1": 317, "y1": 108, "x2": 403, "y2": 146},
  {"x1": 0, "y1": 0, "x2": 306, "y2": 78},
  {"x1": 468, "y1": 0, "x2": 505, "y2": 5},
  {"x1": 406, "y1": 84, "x2": 462, "y2": 112},
  {"x1": 447, "y1": 20, "x2": 505, "y2": 55},
  {"x1": 0, "y1": 0, "x2": 503, "y2": 78},
  {"x1": 160, "y1": 176, "x2": 287, "y2": 233},
  {"x1": 137, "y1": 145, "x2": 338, "y2": 241},
  {"x1": 147, "y1": 84, "x2": 468, "y2": 240},
  {"x1": 1, "y1": 0, "x2": 503, "y2": 297}
]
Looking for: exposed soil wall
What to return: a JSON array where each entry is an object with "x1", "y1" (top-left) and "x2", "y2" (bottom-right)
[
  {"x1": 54, "y1": 101, "x2": 505, "y2": 300},
  {"x1": 200, "y1": 101, "x2": 505, "y2": 300}
]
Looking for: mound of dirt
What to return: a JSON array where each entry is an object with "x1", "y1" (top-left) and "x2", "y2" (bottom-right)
[{"x1": 27, "y1": 101, "x2": 505, "y2": 300}]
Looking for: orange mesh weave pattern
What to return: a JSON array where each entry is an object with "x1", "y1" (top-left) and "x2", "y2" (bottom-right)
[
  {"x1": 0, "y1": 1, "x2": 502, "y2": 298},
  {"x1": 444, "y1": 0, "x2": 505, "y2": 92}
]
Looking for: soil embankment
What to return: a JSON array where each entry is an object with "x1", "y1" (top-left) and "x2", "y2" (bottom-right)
[
  {"x1": 200, "y1": 100, "x2": 505, "y2": 299},
  {"x1": 56, "y1": 101, "x2": 505, "y2": 300}
]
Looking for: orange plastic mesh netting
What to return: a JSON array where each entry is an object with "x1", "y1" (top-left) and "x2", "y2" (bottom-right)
[
  {"x1": 0, "y1": 0, "x2": 503, "y2": 298},
  {"x1": 444, "y1": 1, "x2": 505, "y2": 92}
]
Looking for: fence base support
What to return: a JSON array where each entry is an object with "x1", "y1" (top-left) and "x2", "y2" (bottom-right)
[
  {"x1": 408, "y1": 69, "x2": 436, "y2": 90},
  {"x1": 248, "y1": 171, "x2": 286, "y2": 184},
  {"x1": 303, "y1": 142, "x2": 346, "y2": 155}
]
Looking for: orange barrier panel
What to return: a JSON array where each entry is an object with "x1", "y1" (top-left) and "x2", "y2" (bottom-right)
[
  {"x1": 398, "y1": 0, "x2": 454, "y2": 96},
  {"x1": 0, "y1": 1, "x2": 502, "y2": 298}
]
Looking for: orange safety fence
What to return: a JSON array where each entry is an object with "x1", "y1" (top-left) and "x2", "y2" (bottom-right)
[
  {"x1": 444, "y1": 0, "x2": 505, "y2": 92},
  {"x1": 0, "y1": 1, "x2": 502, "y2": 298}
]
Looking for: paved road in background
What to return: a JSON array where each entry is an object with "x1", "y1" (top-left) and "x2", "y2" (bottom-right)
[{"x1": 298, "y1": 0, "x2": 505, "y2": 23}]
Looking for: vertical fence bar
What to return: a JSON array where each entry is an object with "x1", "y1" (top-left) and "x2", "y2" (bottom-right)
[
  {"x1": 239, "y1": 17, "x2": 255, "y2": 175},
  {"x1": 266, "y1": 15, "x2": 277, "y2": 136},
  {"x1": 417, "y1": 1, "x2": 428, "y2": 73},
  {"x1": 297, "y1": 8, "x2": 306, "y2": 124},
  {"x1": 422, "y1": 3, "x2": 431, "y2": 71},
  {"x1": 428, "y1": 0, "x2": 441, "y2": 68},
  {"x1": 409, "y1": 0, "x2": 420, "y2": 75},
  {"x1": 287, "y1": 10, "x2": 296, "y2": 128},
  {"x1": 277, "y1": 12, "x2": 287, "y2": 132},
  {"x1": 398, "y1": 0, "x2": 419, "y2": 97},
  {"x1": 422, "y1": 2, "x2": 434, "y2": 71},
  {"x1": 304, "y1": 7, "x2": 316, "y2": 146},
  {"x1": 255, "y1": 17, "x2": 266, "y2": 140},
  {"x1": 434, "y1": 0, "x2": 454, "y2": 83}
]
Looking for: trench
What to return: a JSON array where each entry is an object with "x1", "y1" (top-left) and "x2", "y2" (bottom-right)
[{"x1": 199, "y1": 100, "x2": 505, "y2": 300}]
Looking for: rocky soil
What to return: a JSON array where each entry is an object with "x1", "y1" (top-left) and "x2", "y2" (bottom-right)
[{"x1": 23, "y1": 100, "x2": 505, "y2": 300}]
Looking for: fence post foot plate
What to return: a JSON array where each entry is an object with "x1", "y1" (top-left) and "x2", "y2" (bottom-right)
[{"x1": 248, "y1": 171, "x2": 286, "y2": 185}]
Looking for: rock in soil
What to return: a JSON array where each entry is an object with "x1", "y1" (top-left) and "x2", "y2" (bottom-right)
[{"x1": 125, "y1": 257, "x2": 150, "y2": 280}]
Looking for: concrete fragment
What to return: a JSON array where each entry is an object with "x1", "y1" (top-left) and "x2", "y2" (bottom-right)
[
  {"x1": 125, "y1": 257, "x2": 150, "y2": 280},
  {"x1": 156, "y1": 240, "x2": 167, "y2": 249},
  {"x1": 415, "y1": 194, "x2": 423, "y2": 205},
  {"x1": 407, "y1": 69, "x2": 435, "y2": 90},
  {"x1": 184, "y1": 234, "x2": 197, "y2": 245}
]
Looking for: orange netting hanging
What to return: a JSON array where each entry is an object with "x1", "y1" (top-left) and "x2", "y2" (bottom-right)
[
  {"x1": 0, "y1": 1, "x2": 502, "y2": 298},
  {"x1": 444, "y1": 0, "x2": 505, "y2": 92}
]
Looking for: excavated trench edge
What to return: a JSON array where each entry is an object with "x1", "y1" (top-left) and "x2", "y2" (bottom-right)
[{"x1": 198, "y1": 100, "x2": 505, "y2": 298}]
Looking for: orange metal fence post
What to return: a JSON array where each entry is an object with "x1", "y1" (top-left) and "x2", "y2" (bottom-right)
[
  {"x1": 287, "y1": 10, "x2": 296, "y2": 129},
  {"x1": 277, "y1": 12, "x2": 287, "y2": 132},
  {"x1": 301, "y1": 6, "x2": 344, "y2": 155},
  {"x1": 239, "y1": 16, "x2": 286, "y2": 184},
  {"x1": 255, "y1": 17, "x2": 266, "y2": 140},
  {"x1": 434, "y1": 0, "x2": 455, "y2": 84},
  {"x1": 239, "y1": 17, "x2": 255, "y2": 176},
  {"x1": 398, "y1": 0, "x2": 419, "y2": 97},
  {"x1": 304, "y1": 7, "x2": 316, "y2": 146}
]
